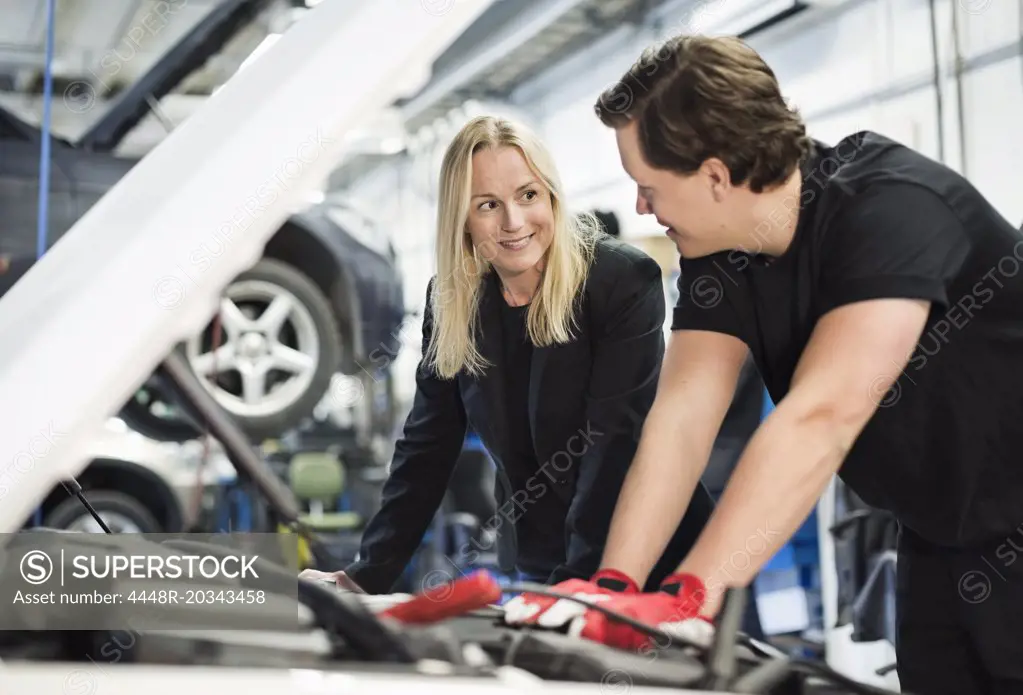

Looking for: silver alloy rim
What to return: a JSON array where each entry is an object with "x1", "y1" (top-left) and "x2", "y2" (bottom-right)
[
  {"x1": 185, "y1": 279, "x2": 321, "y2": 418},
  {"x1": 67, "y1": 512, "x2": 143, "y2": 534}
]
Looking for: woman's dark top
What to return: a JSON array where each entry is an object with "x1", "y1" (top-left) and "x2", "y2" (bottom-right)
[{"x1": 498, "y1": 300, "x2": 570, "y2": 578}]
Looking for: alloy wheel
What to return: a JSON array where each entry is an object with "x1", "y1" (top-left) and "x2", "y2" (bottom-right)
[{"x1": 185, "y1": 279, "x2": 321, "y2": 419}]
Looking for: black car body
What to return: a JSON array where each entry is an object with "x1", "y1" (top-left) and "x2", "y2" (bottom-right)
[{"x1": 0, "y1": 0, "x2": 405, "y2": 441}]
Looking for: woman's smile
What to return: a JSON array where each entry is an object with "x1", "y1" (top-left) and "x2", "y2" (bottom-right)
[{"x1": 500, "y1": 232, "x2": 536, "y2": 251}]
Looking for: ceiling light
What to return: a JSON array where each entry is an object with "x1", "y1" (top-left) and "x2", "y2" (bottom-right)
[{"x1": 378, "y1": 137, "x2": 406, "y2": 154}]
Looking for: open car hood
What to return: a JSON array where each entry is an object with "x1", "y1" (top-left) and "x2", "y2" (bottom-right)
[
  {"x1": 0, "y1": 0, "x2": 490, "y2": 535},
  {"x1": 0, "y1": 665, "x2": 678, "y2": 695}
]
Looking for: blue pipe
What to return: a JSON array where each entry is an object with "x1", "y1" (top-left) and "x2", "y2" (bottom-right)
[
  {"x1": 33, "y1": 0, "x2": 57, "y2": 528},
  {"x1": 761, "y1": 386, "x2": 775, "y2": 419},
  {"x1": 37, "y1": 0, "x2": 57, "y2": 260}
]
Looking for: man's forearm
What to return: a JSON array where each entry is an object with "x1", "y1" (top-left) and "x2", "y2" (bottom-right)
[
  {"x1": 677, "y1": 398, "x2": 853, "y2": 615},
  {"x1": 600, "y1": 404, "x2": 713, "y2": 586}
]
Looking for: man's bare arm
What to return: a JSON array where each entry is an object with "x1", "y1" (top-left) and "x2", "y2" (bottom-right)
[
  {"x1": 600, "y1": 329, "x2": 750, "y2": 587},
  {"x1": 677, "y1": 298, "x2": 931, "y2": 615}
]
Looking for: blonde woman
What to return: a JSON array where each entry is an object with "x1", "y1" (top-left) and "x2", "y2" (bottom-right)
[{"x1": 304, "y1": 115, "x2": 714, "y2": 597}]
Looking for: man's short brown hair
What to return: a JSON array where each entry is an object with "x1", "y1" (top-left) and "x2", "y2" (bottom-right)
[{"x1": 595, "y1": 34, "x2": 812, "y2": 193}]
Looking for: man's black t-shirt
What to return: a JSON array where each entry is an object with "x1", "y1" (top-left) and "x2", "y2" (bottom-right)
[
  {"x1": 499, "y1": 299, "x2": 568, "y2": 577},
  {"x1": 672, "y1": 130, "x2": 1023, "y2": 548}
]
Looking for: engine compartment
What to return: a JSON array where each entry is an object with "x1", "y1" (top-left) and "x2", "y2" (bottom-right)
[{"x1": 0, "y1": 530, "x2": 893, "y2": 695}]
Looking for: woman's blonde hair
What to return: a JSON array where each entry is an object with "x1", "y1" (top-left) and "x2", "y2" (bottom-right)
[{"x1": 425, "y1": 115, "x2": 601, "y2": 379}]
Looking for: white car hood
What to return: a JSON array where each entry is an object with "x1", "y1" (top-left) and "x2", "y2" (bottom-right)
[
  {"x1": 0, "y1": 0, "x2": 491, "y2": 534},
  {"x1": 0, "y1": 662, "x2": 714, "y2": 695}
]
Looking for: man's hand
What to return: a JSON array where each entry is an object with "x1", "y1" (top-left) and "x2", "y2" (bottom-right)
[
  {"x1": 298, "y1": 568, "x2": 366, "y2": 593},
  {"x1": 567, "y1": 572, "x2": 714, "y2": 651},
  {"x1": 502, "y1": 569, "x2": 639, "y2": 629},
  {"x1": 599, "y1": 330, "x2": 749, "y2": 586}
]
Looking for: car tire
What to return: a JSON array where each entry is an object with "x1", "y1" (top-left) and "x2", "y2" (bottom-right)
[
  {"x1": 183, "y1": 258, "x2": 343, "y2": 442},
  {"x1": 43, "y1": 490, "x2": 164, "y2": 533}
]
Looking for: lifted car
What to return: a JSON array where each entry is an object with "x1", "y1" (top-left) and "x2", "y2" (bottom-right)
[{"x1": 0, "y1": 0, "x2": 405, "y2": 443}]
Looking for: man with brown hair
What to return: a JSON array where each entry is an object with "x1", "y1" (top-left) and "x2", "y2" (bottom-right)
[{"x1": 504, "y1": 34, "x2": 1023, "y2": 692}]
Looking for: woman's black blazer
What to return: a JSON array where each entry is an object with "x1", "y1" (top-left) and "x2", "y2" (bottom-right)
[{"x1": 346, "y1": 235, "x2": 714, "y2": 593}]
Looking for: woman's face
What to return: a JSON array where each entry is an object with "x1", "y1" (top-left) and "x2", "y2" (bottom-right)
[{"x1": 465, "y1": 145, "x2": 554, "y2": 284}]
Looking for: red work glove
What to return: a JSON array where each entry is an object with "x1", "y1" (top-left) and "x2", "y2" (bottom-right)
[
  {"x1": 502, "y1": 568, "x2": 639, "y2": 629},
  {"x1": 567, "y1": 572, "x2": 715, "y2": 651}
]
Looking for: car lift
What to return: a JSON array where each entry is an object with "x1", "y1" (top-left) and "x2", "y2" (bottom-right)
[{"x1": 0, "y1": 0, "x2": 492, "y2": 536}]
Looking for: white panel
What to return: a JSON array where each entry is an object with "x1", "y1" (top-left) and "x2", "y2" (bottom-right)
[
  {"x1": 963, "y1": 56, "x2": 1023, "y2": 225},
  {"x1": 0, "y1": 0, "x2": 44, "y2": 45},
  {"x1": 755, "y1": 0, "x2": 885, "y2": 119},
  {"x1": 540, "y1": 95, "x2": 625, "y2": 200},
  {"x1": 805, "y1": 105, "x2": 880, "y2": 144},
  {"x1": 885, "y1": 0, "x2": 943, "y2": 87},
  {"x1": 690, "y1": 0, "x2": 802, "y2": 35},
  {"x1": 958, "y1": 0, "x2": 1022, "y2": 61},
  {"x1": 86, "y1": 0, "x2": 217, "y2": 87},
  {"x1": 876, "y1": 86, "x2": 943, "y2": 160},
  {"x1": 64, "y1": 0, "x2": 143, "y2": 51}
]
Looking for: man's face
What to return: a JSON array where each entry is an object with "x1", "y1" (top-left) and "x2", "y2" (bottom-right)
[{"x1": 614, "y1": 122, "x2": 735, "y2": 259}]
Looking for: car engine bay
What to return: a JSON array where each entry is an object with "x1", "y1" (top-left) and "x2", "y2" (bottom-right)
[{"x1": 0, "y1": 525, "x2": 901, "y2": 695}]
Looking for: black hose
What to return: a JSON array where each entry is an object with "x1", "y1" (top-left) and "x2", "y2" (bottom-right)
[
  {"x1": 501, "y1": 583, "x2": 903, "y2": 695},
  {"x1": 59, "y1": 478, "x2": 112, "y2": 533},
  {"x1": 705, "y1": 588, "x2": 746, "y2": 690},
  {"x1": 160, "y1": 538, "x2": 416, "y2": 663}
]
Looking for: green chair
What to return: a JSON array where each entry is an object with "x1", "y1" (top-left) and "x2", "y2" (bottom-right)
[{"x1": 287, "y1": 452, "x2": 364, "y2": 533}]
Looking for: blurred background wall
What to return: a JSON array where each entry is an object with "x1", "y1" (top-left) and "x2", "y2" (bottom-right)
[{"x1": 334, "y1": 0, "x2": 1022, "y2": 406}]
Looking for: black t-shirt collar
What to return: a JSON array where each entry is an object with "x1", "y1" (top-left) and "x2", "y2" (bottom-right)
[{"x1": 750, "y1": 140, "x2": 825, "y2": 269}]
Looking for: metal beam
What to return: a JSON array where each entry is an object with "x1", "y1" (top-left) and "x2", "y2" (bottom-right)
[
  {"x1": 398, "y1": 0, "x2": 590, "y2": 126},
  {"x1": 77, "y1": 0, "x2": 278, "y2": 152}
]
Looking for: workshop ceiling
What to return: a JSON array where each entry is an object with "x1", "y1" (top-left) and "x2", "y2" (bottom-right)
[
  {"x1": 398, "y1": 0, "x2": 657, "y2": 135},
  {"x1": 0, "y1": 0, "x2": 660, "y2": 171},
  {"x1": 329, "y1": 0, "x2": 659, "y2": 190},
  {"x1": 0, "y1": 0, "x2": 287, "y2": 96}
]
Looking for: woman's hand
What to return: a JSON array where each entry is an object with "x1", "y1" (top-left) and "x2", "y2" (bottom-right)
[{"x1": 298, "y1": 568, "x2": 366, "y2": 593}]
